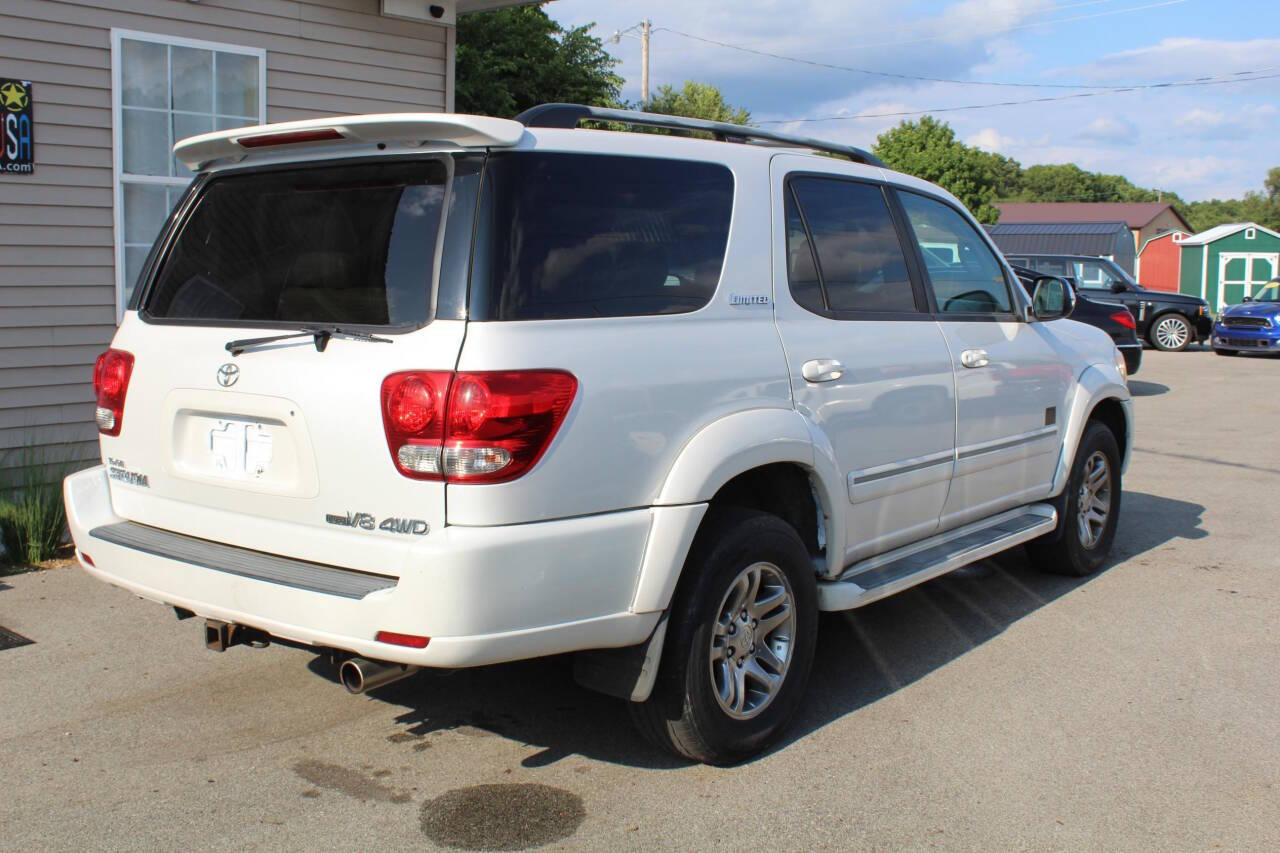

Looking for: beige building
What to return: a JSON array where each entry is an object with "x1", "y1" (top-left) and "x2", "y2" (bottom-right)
[{"x1": 0, "y1": 0, "x2": 530, "y2": 472}]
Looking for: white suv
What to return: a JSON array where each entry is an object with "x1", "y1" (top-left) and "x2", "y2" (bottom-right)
[{"x1": 65, "y1": 104, "x2": 1132, "y2": 765}]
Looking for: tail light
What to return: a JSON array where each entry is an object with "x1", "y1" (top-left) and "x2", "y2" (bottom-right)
[
  {"x1": 92, "y1": 349, "x2": 134, "y2": 436},
  {"x1": 381, "y1": 370, "x2": 577, "y2": 484},
  {"x1": 237, "y1": 128, "x2": 343, "y2": 149},
  {"x1": 1110, "y1": 309, "x2": 1137, "y2": 331}
]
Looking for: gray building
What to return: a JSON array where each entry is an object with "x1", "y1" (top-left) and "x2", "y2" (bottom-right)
[
  {"x1": 0, "y1": 0, "x2": 531, "y2": 473},
  {"x1": 985, "y1": 221, "x2": 1137, "y2": 274}
]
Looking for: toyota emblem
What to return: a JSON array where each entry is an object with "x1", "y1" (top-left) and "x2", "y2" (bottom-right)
[{"x1": 216, "y1": 363, "x2": 240, "y2": 387}]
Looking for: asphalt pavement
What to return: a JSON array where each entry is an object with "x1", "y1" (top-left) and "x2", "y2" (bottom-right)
[{"x1": 2, "y1": 345, "x2": 1278, "y2": 851}]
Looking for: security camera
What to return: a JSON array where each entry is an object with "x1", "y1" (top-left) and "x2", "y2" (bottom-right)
[{"x1": 429, "y1": 4, "x2": 444, "y2": 17}]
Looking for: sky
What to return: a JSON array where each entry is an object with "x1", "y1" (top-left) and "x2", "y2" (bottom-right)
[{"x1": 546, "y1": 0, "x2": 1280, "y2": 202}]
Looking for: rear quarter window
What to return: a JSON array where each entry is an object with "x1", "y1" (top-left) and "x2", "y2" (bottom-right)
[{"x1": 471, "y1": 153, "x2": 734, "y2": 320}]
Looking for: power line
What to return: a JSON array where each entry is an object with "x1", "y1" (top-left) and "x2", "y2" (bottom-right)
[
  {"x1": 754, "y1": 70, "x2": 1280, "y2": 124},
  {"x1": 655, "y1": 1, "x2": 1198, "y2": 90}
]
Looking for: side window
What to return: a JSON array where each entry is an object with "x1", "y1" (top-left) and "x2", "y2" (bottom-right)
[
  {"x1": 1072, "y1": 260, "x2": 1111, "y2": 289},
  {"x1": 1034, "y1": 257, "x2": 1069, "y2": 276},
  {"x1": 788, "y1": 177, "x2": 917, "y2": 314},
  {"x1": 898, "y1": 191, "x2": 1013, "y2": 314},
  {"x1": 784, "y1": 188, "x2": 824, "y2": 314}
]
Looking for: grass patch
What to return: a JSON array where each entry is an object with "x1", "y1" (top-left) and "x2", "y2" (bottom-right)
[{"x1": 1, "y1": 440, "x2": 84, "y2": 572}]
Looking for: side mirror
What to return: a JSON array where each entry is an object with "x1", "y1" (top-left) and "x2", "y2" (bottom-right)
[
  {"x1": 1243, "y1": 296, "x2": 1252, "y2": 302},
  {"x1": 1109, "y1": 281, "x2": 1126, "y2": 294},
  {"x1": 1030, "y1": 275, "x2": 1075, "y2": 321}
]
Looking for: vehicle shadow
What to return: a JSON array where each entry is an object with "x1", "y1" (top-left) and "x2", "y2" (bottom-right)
[
  {"x1": 315, "y1": 491, "x2": 1206, "y2": 769},
  {"x1": 1126, "y1": 380, "x2": 1169, "y2": 397}
]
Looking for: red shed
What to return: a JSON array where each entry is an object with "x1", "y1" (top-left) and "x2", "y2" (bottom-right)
[{"x1": 1135, "y1": 230, "x2": 1188, "y2": 292}]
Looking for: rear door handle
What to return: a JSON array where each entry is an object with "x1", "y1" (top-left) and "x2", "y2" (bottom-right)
[
  {"x1": 802, "y1": 358, "x2": 844, "y2": 382},
  {"x1": 960, "y1": 349, "x2": 990, "y2": 369}
]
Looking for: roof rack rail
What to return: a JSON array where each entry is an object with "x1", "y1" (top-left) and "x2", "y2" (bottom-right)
[{"x1": 514, "y1": 103, "x2": 886, "y2": 168}]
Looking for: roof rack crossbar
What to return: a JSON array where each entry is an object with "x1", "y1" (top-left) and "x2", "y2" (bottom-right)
[{"x1": 514, "y1": 103, "x2": 885, "y2": 168}]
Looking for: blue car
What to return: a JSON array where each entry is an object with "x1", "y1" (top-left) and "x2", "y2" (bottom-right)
[{"x1": 1213, "y1": 279, "x2": 1280, "y2": 356}]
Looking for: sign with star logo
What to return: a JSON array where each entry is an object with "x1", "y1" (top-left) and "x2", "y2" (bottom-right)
[{"x1": 1, "y1": 80, "x2": 34, "y2": 175}]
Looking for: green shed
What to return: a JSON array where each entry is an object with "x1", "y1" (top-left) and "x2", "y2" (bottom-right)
[{"x1": 1179, "y1": 222, "x2": 1280, "y2": 312}]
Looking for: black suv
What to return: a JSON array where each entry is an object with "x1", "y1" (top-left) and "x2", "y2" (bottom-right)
[
  {"x1": 1010, "y1": 265, "x2": 1141, "y2": 375},
  {"x1": 1005, "y1": 253, "x2": 1212, "y2": 351}
]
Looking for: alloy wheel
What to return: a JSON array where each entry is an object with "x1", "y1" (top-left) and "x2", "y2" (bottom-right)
[
  {"x1": 1155, "y1": 316, "x2": 1189, "y2": 350},
  {"x1": 708, "y1": 561, "x2": 796, "y2": 720},
  {"x1": 1076, "y1": 450, "x2": 1112, "y2": 549}
]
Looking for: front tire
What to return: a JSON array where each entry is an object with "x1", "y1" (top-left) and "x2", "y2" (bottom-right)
[
  {"x1": 1027, "y1": 421, "x2": 1122, "y2": 577},
  {"x1": 630, "y1": 509, "x2": 818, "y2": 765},
  {"x1": 1150, "y1": 313, "x2": 1192, "y2": 351}
]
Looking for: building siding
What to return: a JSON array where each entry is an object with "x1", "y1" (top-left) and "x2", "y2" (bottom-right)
[{"x1": 0, "y1": 0, "x2": 450, "y2": 467}]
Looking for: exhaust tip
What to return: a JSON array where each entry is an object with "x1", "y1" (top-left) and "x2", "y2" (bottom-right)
[{"x1": 339, "y1": 659, "x2": 366, "y2": 694}]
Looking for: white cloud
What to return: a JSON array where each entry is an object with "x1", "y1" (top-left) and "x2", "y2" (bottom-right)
[
  {"x1": 967, "y1": 127, "x2": 1015, "y2": 152},
  {"x1": 1061, "y1": 37, "x2": 1280, "y2": 82},
  {"x1": 1174, "y1": 104, "x2": 1278, "y2": 139},
  {"x1": 1080, "y1": 115, "x2": 1136, "y2": 145}
]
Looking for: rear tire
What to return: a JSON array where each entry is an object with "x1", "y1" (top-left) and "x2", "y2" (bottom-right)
[
  {"x1": 629, "y1": 508, "x2": 818, "y2": 765},
  {"x1": 1027, "y1": 421, "x2": 1122, "y2": 577},
  {"x1": 1150, "y1": 313, "x2": 1192, "y2": 351}
]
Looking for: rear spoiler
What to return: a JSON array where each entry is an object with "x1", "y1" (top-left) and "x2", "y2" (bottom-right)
[{"x1": 173, "y1": 113, "x2": 526, "y2": 171}]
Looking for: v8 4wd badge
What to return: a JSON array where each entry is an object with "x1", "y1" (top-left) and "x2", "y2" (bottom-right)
[{"x1": 325, "y1": 511, "x2": 429, "y2": 536}]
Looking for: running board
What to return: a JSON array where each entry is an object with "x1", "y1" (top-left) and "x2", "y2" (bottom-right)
[{"x1": 817, "y1": 504, "x2": 1057, "y2": 611}]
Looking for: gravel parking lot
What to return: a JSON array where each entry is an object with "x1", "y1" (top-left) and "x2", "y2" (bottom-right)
[{"x1": 2, "y1": 345, "x2": 1278, "y2": 851}]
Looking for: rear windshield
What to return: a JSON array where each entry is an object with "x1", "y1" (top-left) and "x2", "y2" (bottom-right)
[
  {"x1": 471, "y1": 153, "x2": 734, "y2": 320},
  {"x1": 144, "y1": 160, "x2": 449, "y2": 327}
]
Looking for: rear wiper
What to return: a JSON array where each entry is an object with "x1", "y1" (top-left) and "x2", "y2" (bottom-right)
[{"x1": 225, "y1": 326, "x2": 392, "y2": 356}]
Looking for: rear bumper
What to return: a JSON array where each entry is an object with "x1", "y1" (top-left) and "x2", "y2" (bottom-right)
[
  {"x1": 1118, "y1": 343, "x2": 1142, "y2": 376},
  {"x1": 65, "y1": 466, "x2": 668, "y2": 668}
]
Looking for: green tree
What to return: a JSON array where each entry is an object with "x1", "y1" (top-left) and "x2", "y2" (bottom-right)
[
  {"x1": 455, "y1": 7, "x2": 622, "y2": 118},
  {"x1": 873, "y1": 116, "x2": 1001, "y2": 223},
  {"x1": 1265, "y1": 167, "x2": 1280, "y2": 201},
  {"x1": 643, "y1": 81, "x2": 751, "y2": 125}
]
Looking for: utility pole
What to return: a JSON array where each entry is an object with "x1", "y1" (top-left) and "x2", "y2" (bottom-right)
[
  {"x1": 612, "y1": 20, "x2": 653, "y2": 104},
  {"x1": 641, "y1": 19, "x2": 651, "y2": 105}
]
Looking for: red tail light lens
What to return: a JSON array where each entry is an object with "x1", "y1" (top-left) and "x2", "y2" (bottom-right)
[
  {"x1": 237, "y1": 128, "x2": 343, "y2": 148},
  {"x1": 380, "y1": 370, "x2": 578, "y2": 484},
  {"x1": 381, "y1": 371, "x2": 452, "y2": 480},
  {"x1": 92, "y1": 349, "x2": 134, "y2": 436},
  {"x1": 443, "y1": 371, "x2": 578, "y2": 483},
  {"x1": 1110, "y1": 309, "x2": 1137, "y2": 331}
]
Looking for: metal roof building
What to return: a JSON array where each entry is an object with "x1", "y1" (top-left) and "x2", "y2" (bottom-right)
[{"x1": 985, "y1": 221, "x2": 1136, "y2": 273}]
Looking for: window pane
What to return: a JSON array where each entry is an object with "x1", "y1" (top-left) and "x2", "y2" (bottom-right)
[
  {"x1": 122, "y1": 107, "x2": 170, "y2": 176},
  {"x1": 899, "y1": 192, "x2": 1012, "y2": 314},
  {"x1": 475, "y1": 153, "x2": 734, "y2": 320},
  {"x1": 172, "y1": 113, "x2": 214, "y2": 177},
  {"x1": 171, "y1": 46, "x2": 213, "y2": 113},
  {"x1": 784, "y1": 188, "x2": 824, "y2": 314},
  {"x1": 216, "y1": 52, "x2": 259, "y2": 117},
  {"x1": 121, "y1": 39, "x2": 167, "y2": 108},
  {"x1": 124, "y1": 182, "x2": 169, "y2": 245},
  {"x1": 146, "y1": 160, "x2": 449, "y2": 326},
  {"x1": 790, "y1": 178, "x2": 915, "y2": 313},
  {"x1": 217, "y1": 115, "x2": 253, "y2": 132},
  {"x1": 124, "y1": 246, "x2": 151, "y2": 306},
  {"x1": 1072, "y1": 260, "x2": 1110, "y2": 288}
]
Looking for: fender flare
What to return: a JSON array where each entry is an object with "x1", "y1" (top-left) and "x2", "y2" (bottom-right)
[
  {"x1": 631, "y1": 408, "x2": 844, "y2": 614},
  {"x1": 1051, "y1": 363, "x2": 1133, "y2": 495}
]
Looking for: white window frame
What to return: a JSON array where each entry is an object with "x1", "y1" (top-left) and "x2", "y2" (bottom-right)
[
  {"x1": 1245, "y1": 227, "x2": 1257, "y2": 240},
  {"x1": 110, "y1": 28, "x2": 266, "y2": 320}
]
